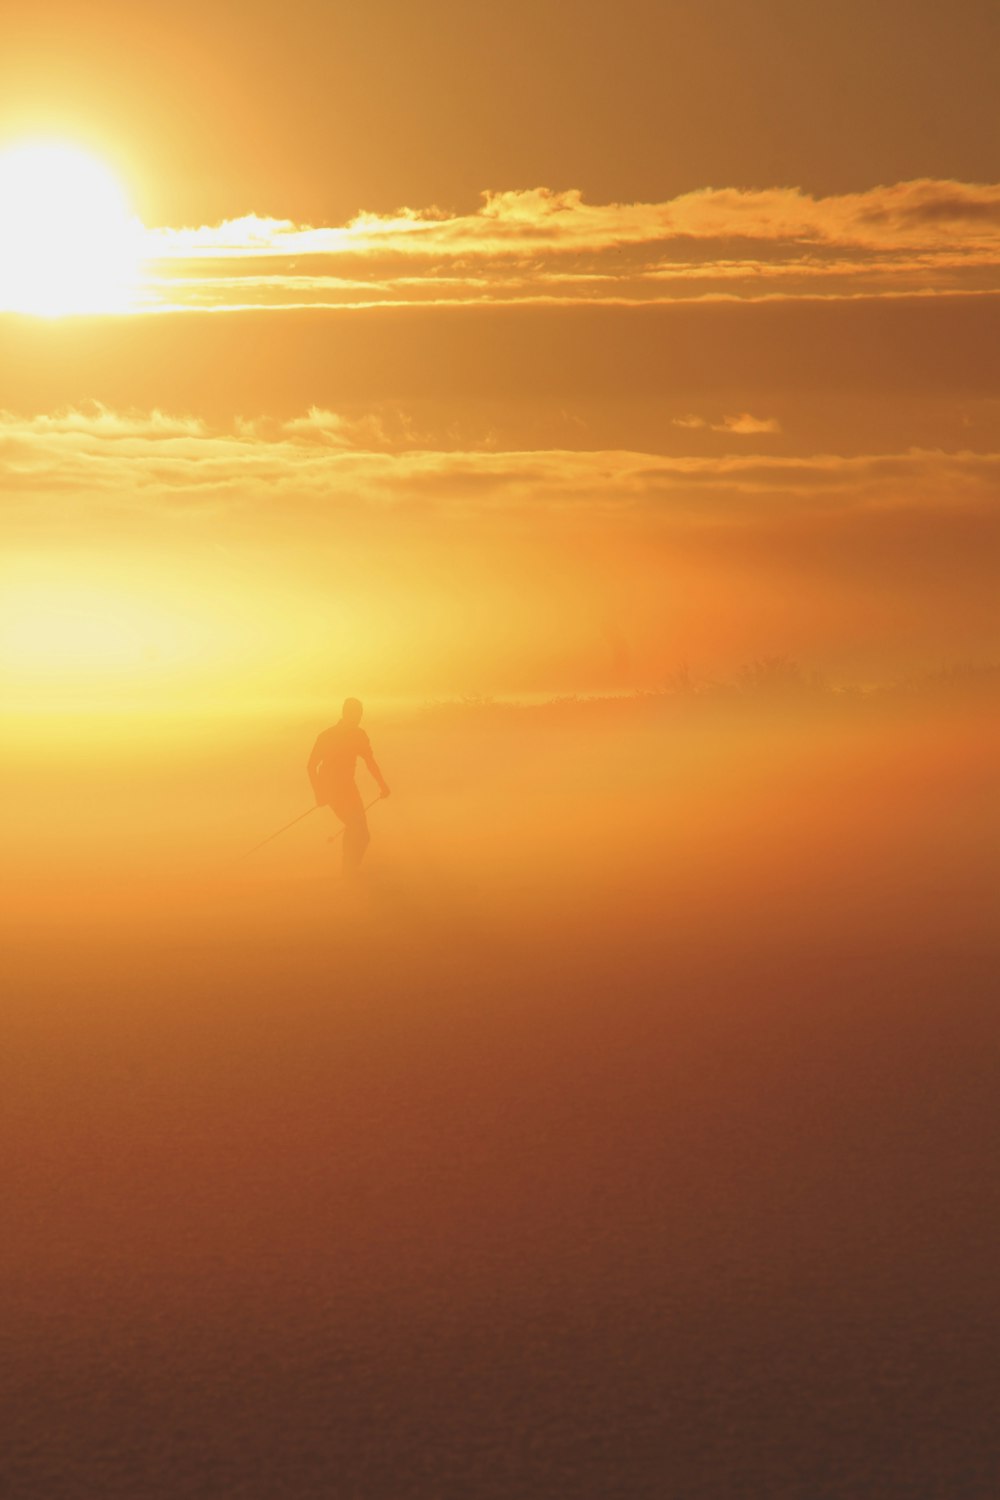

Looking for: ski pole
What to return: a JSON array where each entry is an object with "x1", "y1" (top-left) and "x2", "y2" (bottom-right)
[
  {"x1": 238, "y1": 804, "x2": 321, "y2": 860},
  {"x1": 239, "y1": 794, "x2": 385, "y2": 860}
]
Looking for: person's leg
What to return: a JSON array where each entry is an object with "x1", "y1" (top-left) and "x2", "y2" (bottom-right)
[
  {"x1": 330, "y1": 787, "x2": 370, "y2": 874},
  {"x1": 342, "y1": 808, "x2": 370, "y2": 874}
]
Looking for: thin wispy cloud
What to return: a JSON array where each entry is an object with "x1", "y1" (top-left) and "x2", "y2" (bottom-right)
[
  {"x1": 672, "y1": 414, "x2": 782, "y2": 435},
  {"x1": 3, "y1": 406, "x2": 997, "y2": 521},
  {"x1": 133, "y1": 180, "x2": 1000, "y2": 312}
]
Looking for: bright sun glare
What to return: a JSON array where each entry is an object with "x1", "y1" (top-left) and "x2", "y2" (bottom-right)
[{"x1": 0, "y1": 141, "x2": 142, "y2": 316}]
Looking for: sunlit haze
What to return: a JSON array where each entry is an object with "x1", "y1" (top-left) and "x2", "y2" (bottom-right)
[{"x1": 2, "y1": 3, "x2": 997, "y2": 1496}]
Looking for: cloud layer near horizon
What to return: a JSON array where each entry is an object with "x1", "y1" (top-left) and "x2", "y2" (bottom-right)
[
  {"x1": 2, "y1": 403, "x2": 996, "y2": 696},
  {"x1": 4, "y1": 403, "x2": 999, "y2": 519},
  {"x1": 134, "y1": 180, "x2": 1000, "y2": 311}
]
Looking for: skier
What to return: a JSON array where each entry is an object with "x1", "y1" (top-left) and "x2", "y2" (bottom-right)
[{"x1": 307, "y1": 698, "x2": 390, "y2": 874}]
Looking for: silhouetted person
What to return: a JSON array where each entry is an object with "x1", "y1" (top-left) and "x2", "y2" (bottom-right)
[{"x1": 307, "y1": 698, "x2": 390, "y2": 874}]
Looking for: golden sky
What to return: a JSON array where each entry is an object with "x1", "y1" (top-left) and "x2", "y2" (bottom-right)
[{"x1": 1, "y1": 0, "x2": 998, "y2": 706}]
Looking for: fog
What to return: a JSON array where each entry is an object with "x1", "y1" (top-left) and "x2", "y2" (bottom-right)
[{"x1": 4, "y1": 678, "x2": 998, "y2": 1497}]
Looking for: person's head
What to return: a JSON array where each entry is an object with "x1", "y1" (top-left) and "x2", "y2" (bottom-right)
[{"x1": 342, "y1": 697, "x2": 363, "y2": 726}]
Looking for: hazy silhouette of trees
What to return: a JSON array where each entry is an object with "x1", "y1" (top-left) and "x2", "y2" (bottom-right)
[
  {"x1": 886, "y1": 660, "x2": 1000, "y2": 704},
  {"x1": 734, "y1": 655, "x2": 827, "y2": 699},
  {"x1": 420, "y1": 658, "x2": 998, "y2": 726}
]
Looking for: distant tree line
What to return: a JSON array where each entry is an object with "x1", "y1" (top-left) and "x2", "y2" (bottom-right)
[{"x1": 420, "y1": 658, "x2": 999, "y2": 725}]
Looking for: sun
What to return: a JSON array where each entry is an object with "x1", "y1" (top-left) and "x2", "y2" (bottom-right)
[{"x1": 0, "y1": 141, "x2": 142, "y2": 316}]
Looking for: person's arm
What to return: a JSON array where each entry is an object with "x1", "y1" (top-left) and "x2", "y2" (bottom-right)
[
  {"x1": 306, "y1": 735, "x2": 326, "y2": 804},
  {"x1": 361, "y1": 741, "x2": 390, "y2": 797}
]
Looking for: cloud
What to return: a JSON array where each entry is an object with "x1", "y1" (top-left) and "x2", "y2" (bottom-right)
[
  {"x1": 2, "y1": 406, "x2": 997, "y2": 525},
  {"x1": 6, "y1": 406, "x2": 206, "y2": 439},
  {"x1": 717, "y1": 414, "x2": 782, "y2": 435},
  {"x1": 131, "y1": 180, "x2": 1000, "y2": 312},
  {"x1": 672, "y1": 413, "x2": 782, "y2": 435},
  {"x1": 280, "y1": 406, "x2": 401, "y2": 449},
  {"x1": 146, "y1": 181, "x2": 1000, "y2": 260}
]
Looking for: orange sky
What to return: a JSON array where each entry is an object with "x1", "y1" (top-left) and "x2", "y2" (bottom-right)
[
  {"x1": 1, "y1": 0, "x2": 998, "y2": 707},
  {"x1": 5, "y1": 0, "x2": 999, "y2": 224}
]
